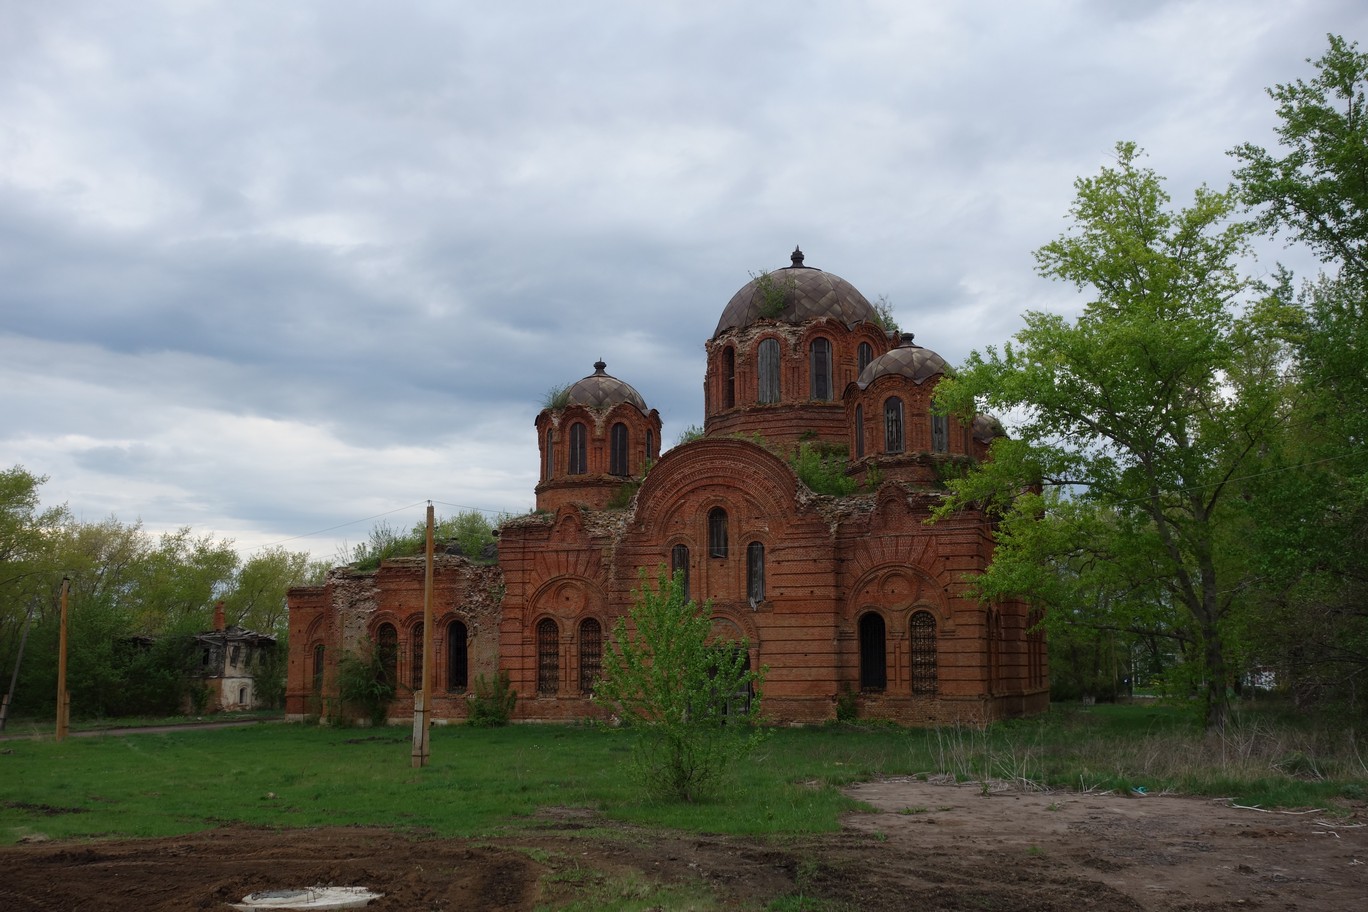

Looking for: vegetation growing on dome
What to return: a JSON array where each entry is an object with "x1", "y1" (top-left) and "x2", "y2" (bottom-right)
[
  {"x1": 872, "y1": 294, "x2": 900, "y2": 335},
  {"x1": 750, "y1": 269, "x2": 796, "y2": 319},
  {"x1": 542, "y1": 382, "x2": 572, "y2": 409}
]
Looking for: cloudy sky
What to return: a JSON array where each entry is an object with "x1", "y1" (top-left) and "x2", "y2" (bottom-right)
[{"x1": 2, "y1": 1, "x2": 1363, "y2": 563}]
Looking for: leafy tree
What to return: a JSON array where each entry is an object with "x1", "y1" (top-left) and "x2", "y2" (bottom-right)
[
  {"x1": 594, "y1": 568, "x2": 766, "y2": 802},
  {"x1": 1232, "y1": 35, "x2": 1368, "y2": 279},
  {"x1": 227, "y1": 546, "x2": 326, "y2": 634},
  {"x1": 934, "y1": 143, "x2": 1284, "y2": 731},
  {"x1": 1231, "y1": 36, "x2": 1368, "y2": 712}
]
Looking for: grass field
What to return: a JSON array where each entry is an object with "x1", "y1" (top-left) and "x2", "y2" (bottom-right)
[{"x1": 2, "y1": 702, "x2": 1365, "y2": 845}]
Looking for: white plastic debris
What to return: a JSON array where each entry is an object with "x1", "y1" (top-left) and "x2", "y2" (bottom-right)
[{"x1": 231, "y1": 886, "x2": 383, "y2": 910}]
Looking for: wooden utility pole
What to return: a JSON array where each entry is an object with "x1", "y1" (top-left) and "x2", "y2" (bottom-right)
[
  {"x1": 55, "y1": 577, "x2": 70, "y2": 742},
  {"x1": 412, "y1": 504, "x2": 435, "y2": 768}
]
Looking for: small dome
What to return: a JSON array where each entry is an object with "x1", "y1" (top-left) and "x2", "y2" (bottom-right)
[
  {"x1": 713, "y1": 247, "x2": 878, "y2": 338},
  {"x1": 972, "y1": 414, "x2": 1006, "y2": 444},
  {"x1": 565, "y1": 360, "x2": 649, "y2": 411},
  {"x1": 857, "y1": 333, "x2": 950, "y2": 388}
]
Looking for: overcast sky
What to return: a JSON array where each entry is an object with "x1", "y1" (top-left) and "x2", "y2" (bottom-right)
[{"x1": 2, "y1": 0, "x2": 1363, "y2": 563}]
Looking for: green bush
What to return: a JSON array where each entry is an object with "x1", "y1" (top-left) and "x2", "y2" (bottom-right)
[
  {"x1": 335, "y1": 644, "x2": 393, "y2": 726},
  {"x1": 791, "y1": 442, "x2": 856, "y2": 496},
  {"x1": 594, "y1": 568, "x2": 767, "y2": 803},
  {"x1": 468, "y1": 671, "x2": 517, "y2": 727}
]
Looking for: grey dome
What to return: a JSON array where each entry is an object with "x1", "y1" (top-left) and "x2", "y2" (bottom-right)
[
  {"x1": 713, "y1": 247, "x2": 877, "y2": 338},
  {"x1": 972, "y1": 414, "x2": 1006, "y2": 444},
  {"x1": 856, "y1": 334, "x2": 950, "y2": 389},
  {"x1": 565, "y1": 361, "x2": 649, "y2": 411}
]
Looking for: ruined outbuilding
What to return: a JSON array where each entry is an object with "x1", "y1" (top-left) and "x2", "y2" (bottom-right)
[{"x1": 286, "y1": 250, "x2": 1047, "y2": 725}]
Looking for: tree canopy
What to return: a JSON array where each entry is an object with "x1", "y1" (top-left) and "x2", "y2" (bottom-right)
[{"x1": 935, "y1": 143, "x2": 1285, "y2": 730}]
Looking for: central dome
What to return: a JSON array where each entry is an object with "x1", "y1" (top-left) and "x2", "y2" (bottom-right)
[
  {"x1": 713, "y1": 247, "x2": 877, "y2": 339},
  {"x1": 565, "y1": 360, "x2": 648, "y2": 411}
]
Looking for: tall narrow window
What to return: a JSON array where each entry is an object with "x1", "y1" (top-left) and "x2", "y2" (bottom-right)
[
  {"x1": 447, "y1": 619, "x2": 468, "y2": 692},
  {"x1": 312, "y1": 644, "x2": 325, "y2": 693},
  {"x1": 859, "y1": 613, "x2": 887, "y2": 691},
  {"x1": 746, "y1": 541, "x2": 765, "y2": 603},
  {"x1": 854, "y1": 404, "x2": 865, "y2": 459},
  {"x1": 376, "y1": 623, "x2": 398, "y2": 688},
  {"x1": 544, "y1": 430, "x2": 554, "y2": 481},
  {"x1": 671, "y1": 543, "x2": 691, "y2": 603},
  {"x1": 569, "y1": 422, "x2": 587, "y2": 474},
  {"x1": 757, "y1": 338, "x2": 780, "y2": 404},
  {"x1": 910, "y1": 611, "x2": 938, "y2": 695},
  {"x1": 810, "y1": 337, "x2": 832, "y2": 400},
  {"x1": 884, "y1": 397, "x2": 904, "y2": 453},
  {"x1": 857, "y1": 341, "x2": 873, "y2": 374},
  {"x1": 646, "y1": 429, "x2": 654, "y2": 462},
  {"x1": 708, "y1": 507, "x2": 728, "y2": 558},
  {"x1": 931, "y1": 414, "x2": 949, "y2": 453},
  {"x1": 722, "y1": 346, "x2": 736, "y2": 409},
  {"x1": 537, "y1": 618, "x2": 559, "y2": 694},
  {"x1": 411, "y1": 622, "x2": 424, "y2": 690},
  {"x1": 609, "y1": 422, "x2": 629, "y2": 476},
  {"x1": 579, "y1": 618, "x2": 602, "y2": 693}
]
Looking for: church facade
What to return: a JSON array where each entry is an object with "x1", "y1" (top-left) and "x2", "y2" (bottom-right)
[{"x1": 285, "y1": 250, "x2": 1048, "y2": 725}]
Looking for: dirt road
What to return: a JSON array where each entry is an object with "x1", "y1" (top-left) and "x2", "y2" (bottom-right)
[{"x1": 1, "y1": 778, "x2": 1363, "y2": 910}]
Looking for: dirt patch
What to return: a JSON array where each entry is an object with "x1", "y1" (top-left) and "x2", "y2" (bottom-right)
[{"x1": 0, "y1": 780, "x2": 1363, "y2": 911}]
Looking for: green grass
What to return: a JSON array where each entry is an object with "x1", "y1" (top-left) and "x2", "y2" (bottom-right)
[{"x1": 1, "y1": 703, "x2": 1365, "y2": 846}]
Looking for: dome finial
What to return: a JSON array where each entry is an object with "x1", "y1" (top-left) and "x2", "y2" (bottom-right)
[
  {"x1": 791, "y1": 246, "x2": 805, "y2": 268},
  {"x1": 593, "y1": 359, "x2": 607, "y2": 375},
  {"x1": 899, "y1": 332, "x2": 916, "y2": 347}
]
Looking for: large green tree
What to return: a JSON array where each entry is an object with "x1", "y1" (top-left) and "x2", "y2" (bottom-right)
[
  {"x1": 935, "y1": 143, "x2": 1285, "y2": 731},
  {"x1": 1231, "y1": 35, "x2": 1368, "y2": 711}
]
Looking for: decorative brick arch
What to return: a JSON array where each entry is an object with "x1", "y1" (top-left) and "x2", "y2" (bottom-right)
[{"x1": 635, "y1": 438, "x2": 798, "y2": 535}]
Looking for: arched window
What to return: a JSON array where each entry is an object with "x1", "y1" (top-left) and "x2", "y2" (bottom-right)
[
  {"x1": 646, "y1": 429, "x2": 654, "y2": 462},
  {"x1": 746, "y1": 541, "x2": 765, "y2": 603},
  {"x1": 239, "y1": 686, "x2": 248, "y2": 706},
  {"x1": 544, "y1": 429, "x2": 554, "y2": 481},
  {"x1": 311, "y1": 644, "x2": 325, "y2": 693},
  {"x1": 757, "y1": 338, "x2": 781, "y2": 404},
  {"x1": 810, "y1": 337, "x2": 832, "y2": 400},
  {"x1": 569, "y1": 422, "x2": 587, "y2": 474},
  {"x1": 854, "y1": 404, "x2": 865, "y2": 459},
  {"x1": 931, "y1": 414, "x2": 949, "y2": 454},
  {"x1": 537, "y1": 618, "x2": 559, "y2": 694},
  {"x1": 609, "y1": 422, "x2": 629, "y2": 476},
  {"x1": 376, "y1": 623, "x2": 398, "y2": 688},
  {"x1": 884, "y1": 397, "x2": 904, "y2": 453},
  {"x1": 708, "y1": 507, "x2": 728, "y2": 558},
  {"x1": 671, "y1": 543, "x2": 691, "y2": 603},
  {"x1": 579, "y1": 618, "x2": 602, "y2": 693},
  {"x1": 447, "y1": 619, "x2": 468, "y2": 692},
  {"x1": 857, "y1": 341, "x2": 873, "y2": 374},
  {"x1": 858, "y1": 613, "x2": 886, "y2": 691},
  {"x1": 411, "y1": 622, "x2": 424, "y2": 690},
  {"x1": 722, "y1": 346, "x2": 736, "y2": 409},
  {"x1": 910, "y1": 611, "x2": 938, "y2": 695}
]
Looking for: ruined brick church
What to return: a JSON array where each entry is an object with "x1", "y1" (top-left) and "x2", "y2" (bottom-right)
[{"x1": 286, "y1": 249, "x2": 1048, "y2": 725}]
